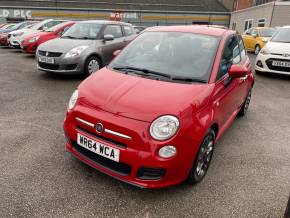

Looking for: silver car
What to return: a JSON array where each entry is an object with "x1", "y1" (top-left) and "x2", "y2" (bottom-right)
[{"x1": 36, "y1": 20, "x2": 136, "y2": 75}]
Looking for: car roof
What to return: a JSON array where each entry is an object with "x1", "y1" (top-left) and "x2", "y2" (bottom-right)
[
  {"x1": 147, "y1": 25, "x2": 234, "y2": 37},
  {"x1": 78, "y1": 20, "x2": 131, "y2": 26}
]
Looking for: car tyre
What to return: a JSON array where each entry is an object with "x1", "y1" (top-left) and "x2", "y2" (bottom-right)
[
  {"x1": 255, "y1": 45, "x2": 261, "y2": 55},
  {"x1": 188, "y1": 129, "x2": 215, "y2": 184},
  {"x1": 85, "y1": 56, "x2": 101, "y2": 76},
  {"x1": 238, "y1": 89, "x2": 252, "y2": 117}
]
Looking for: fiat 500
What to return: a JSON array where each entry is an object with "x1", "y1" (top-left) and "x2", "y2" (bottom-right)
[{"x1": 63, "y1": 26, "x2": 254, "y2": 188}]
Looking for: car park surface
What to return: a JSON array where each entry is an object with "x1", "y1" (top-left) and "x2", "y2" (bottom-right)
[{"x1": 0, "y1": 42, "x2": 290, "y2": 216}]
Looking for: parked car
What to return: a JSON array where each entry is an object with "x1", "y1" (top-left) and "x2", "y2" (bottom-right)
[
  {"x1": 36, "y1": 20, "x2": 136, "y2": 75},
  {"x1": 242, "y1": 27, "x2": 276, "y2": 54},
  {"x1": 255, "y1": 26, "x2": 290, "y2": 75},
  {"x1": 63, "y1": 26, "x2": 254, "y2": 188},
  {"x1": 21, "y1": 21, "x2": 76, "y2": 54},
  {"x1": 1, "y1": 23, "x2": 36, "y2": 46},
  {"x1": 8, "y1": 19, "x2": 66, "y2": 48},
  {"x1": 0, "y1": 23, "x2": 16, "y2": 33},
  {"x1": 0, "y1": 21, "x2": 35, "y2": 34}
]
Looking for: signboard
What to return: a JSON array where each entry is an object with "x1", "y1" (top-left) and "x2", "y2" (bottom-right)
[{"x1": 0, "y1": 9, "x2": 32, "y2": 18}]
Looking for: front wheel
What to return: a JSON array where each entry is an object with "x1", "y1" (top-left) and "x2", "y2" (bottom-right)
[
  {"x1": 85, "y1": 56, "x2": 101, "y2": 76},
  {"x1": 188, "y1": 129, "x2": 215, "y2": 184}
]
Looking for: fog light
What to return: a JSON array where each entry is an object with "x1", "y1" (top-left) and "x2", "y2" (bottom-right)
[
  {"x1": 256, "y1": 60, "x2": 264, "y2": 68},
  {"x1": 158, "y1": 146, "x2": 176, "y2": 158}
]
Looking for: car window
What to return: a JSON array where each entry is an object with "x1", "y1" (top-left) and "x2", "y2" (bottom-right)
[
  {"x1": 104, "y1": 25, "x2": 123, "y2": 38},
  {"x1": 217, "y1": 36, "x2": 241, "y2": 81},
  {"x1": 62, "y1": 23, "x2": 102, "y2": 39},
  {"x1": 110, "y1": 31, "x2": 220, "y2": 82},
  {"x1": 123, "y1": 26, "x2": 134, "y2": 36},
  {"x1": 246, "y1": 28, "x2": 253, "y2": 35},
  {"x1": 251, "y1": 29, "x2": 258, "y2": 37},
  {"x1": 238, "y1": 36, "x2": 246, "y2": 58}
]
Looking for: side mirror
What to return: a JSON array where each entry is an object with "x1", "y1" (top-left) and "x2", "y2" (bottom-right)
[
  {"x1": 228, "y1": 65, "x2": 248, "y2": 78},
  {"x1": 41, "y1": 26, "x2": 48, "y2": 31},
  {"x1": 103, "y1": 34, "x2": 114, "y2": 41},
  {"x1": 113, "y1": 49, "x2": 121, "y2": 57}
]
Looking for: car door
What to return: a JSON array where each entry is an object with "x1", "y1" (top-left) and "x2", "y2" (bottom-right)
[
  {"x1": 212, "y1": 36, "x2": 245, "y2": 127},
  {"x1": 101, "y1": 24, "x2": 126, "y2": 65}
]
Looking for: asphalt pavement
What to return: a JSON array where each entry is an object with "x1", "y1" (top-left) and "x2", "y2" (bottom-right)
[{"x1": 0, "y1": 47, "x2": 289, "y2": 218}]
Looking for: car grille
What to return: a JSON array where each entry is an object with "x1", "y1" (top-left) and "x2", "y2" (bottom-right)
[
  {"x1": 266, "y1": 58, "x2": 290, "y2": 72},
  {"x1": 71, "y1": 140, "x2": 132, "y2": 176},
  {"x1": 38, "y1": 62, "x2": 59, "y2": 70},
  {"x1": 38, "y1": 50, "x2": 62, "y2": 57},
  {"x1": 77, "y1": 126, "x2": 127, "y2": 148}
]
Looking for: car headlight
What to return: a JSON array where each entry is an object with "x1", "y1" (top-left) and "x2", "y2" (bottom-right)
[
  {"x1": 260, "y1": 47, "x2": 270, "y2": 55},
  {"x1": 13, "y1": 32, "x2": 24, "y2": 37},
  {"x1": 28, "y1": 36, "x2": 40, "y2": 43},
  {"x1": 68, "y1": 90, "x2": 78, "y2": 110},
  {"x1": 262, "y1": 38, "x2": 269, "y2": 43},
  {"x1": 64, "y1": 46, "x2": 88, "y2": 58},
  {"x1": 150, "y1": 115, "x2": 179, "y2": 140},
  {"x1": 158, "y1": 145, "x2": 177, "y2": 158}
]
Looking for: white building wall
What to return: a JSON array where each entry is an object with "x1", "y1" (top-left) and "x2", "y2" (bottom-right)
[
  {"x1": 230, "y1": 2, "x2": 274, "y2": 33},
  {"x1": 271, "y1": 2, "x2": 290, "y2": 27}
]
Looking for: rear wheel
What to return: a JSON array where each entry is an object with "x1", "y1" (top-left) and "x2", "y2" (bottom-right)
[
  {"x1": 188, "y1": 129, "x2": 215, "y2": 184},
  {"x1": 255, "y1": 45, "x2": 261, "y2": 55},
  {"x1": 85, "y1": 56, "x2": 101, "y2": 76},
  {"x1": 238, "y1": 89, "x2": 252, "y2": 117}
]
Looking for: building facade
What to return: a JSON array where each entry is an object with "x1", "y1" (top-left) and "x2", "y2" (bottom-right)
[
  {"x1": 230, "y1": 0, "x2": 290, "y2": 33},
  {"x1": 0, "y1": 0, "x2": 230, "y2": 26}
]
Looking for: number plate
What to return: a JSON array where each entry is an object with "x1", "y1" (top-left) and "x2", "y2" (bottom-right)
[
  {"x1": 38, "y1": 56, "x2": 55, "y2": 64},
  {"x1": 272, "y1": 60, "x2": 290, "y2": 68},
  {"x1": 77, "y1": 133, "x2": 120, "y2": 162}
]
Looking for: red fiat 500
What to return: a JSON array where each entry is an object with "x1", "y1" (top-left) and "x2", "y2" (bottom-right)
[
  {"x1": 21, "y1": 21, "x2": 75, "y2": 54},
  {"x1": 63, "y1": 26, "x2": 254, "y2": 188}
]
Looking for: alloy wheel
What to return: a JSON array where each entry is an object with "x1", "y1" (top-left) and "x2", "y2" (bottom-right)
[{"x1": 87, "y1": 59, "x2": 100, "y2": 75}]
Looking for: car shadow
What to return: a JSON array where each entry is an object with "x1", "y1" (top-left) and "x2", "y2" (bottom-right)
[
  {"x1": 39, "y1": 71, "x2": 84, "y2": 81},
  {"x1": 256, "y1": 72, "x2": 290, "y2": 81}
]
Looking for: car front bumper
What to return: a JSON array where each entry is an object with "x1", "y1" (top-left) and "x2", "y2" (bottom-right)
[
  {"x1": 63, "y1": 107, "x2": 200, "y2": 189},
  {"x1": 36, "y1": 52, "x2": 86, "y2": 75},
  {"x1": 255, "y1": 53, "x2": 290, "y2": 75}
]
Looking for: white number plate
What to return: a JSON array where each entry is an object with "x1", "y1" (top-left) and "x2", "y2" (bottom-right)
[
  {"x1": 38, "y1": 56, "x2": 55, "y2": 64},
  {"x1": 272, "y1": 61, "x2": 290, "y2": 68},
  {"x1": 77, "y1": 133, "x2": 120, "y2": 162}
]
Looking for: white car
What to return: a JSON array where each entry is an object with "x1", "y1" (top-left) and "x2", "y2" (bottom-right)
[
  {"x1": 8, "y1": 19, "x2": 66, "y2": 48},
  {"x1": 255, "y1": 26, "x2": 290, "y2": 75}
]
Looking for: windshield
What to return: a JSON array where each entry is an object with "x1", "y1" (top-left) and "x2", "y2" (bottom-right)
[
  {"x1": 46, "y1": 22, "x2": 69, "y2": 32},
  {"x1": 109, "y1": 31, "x2": 220, "y2": 82},
  {"x1": 62, "y1": 23, "x2": 102, "y2": 39},
  {"x1": 259, "y1": 28, "x2": 275, "y2": 37},
  {"x1": 271, "y1": 28, "x2": 290, "y2": 43}
]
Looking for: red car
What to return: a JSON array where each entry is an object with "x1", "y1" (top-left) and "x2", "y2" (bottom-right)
[
  {"x1": 0, "y1": 33, "x2": 9, "y2": 46},
  {"x1": 21, "y1": 21, "x2": 75, "y2": 54},
  {"x1": 63, "y1": 26, "x2": 254, "y2": 188}
]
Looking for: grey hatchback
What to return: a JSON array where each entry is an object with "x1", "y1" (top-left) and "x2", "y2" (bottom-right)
[{"x1": 36, "y1": 20, "x2": 136, "y2": 75}]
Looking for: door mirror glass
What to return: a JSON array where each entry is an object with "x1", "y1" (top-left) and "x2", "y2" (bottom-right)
[
  {"x1": 104, "y1": 34, "x2": 114, "y2": 41},
  {"x1": 228, "y1": 65, "x2": 248, "y2": 78}
]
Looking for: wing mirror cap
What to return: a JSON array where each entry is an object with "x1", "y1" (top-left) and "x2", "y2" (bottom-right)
[
  {"x1": 228, "y1": 65, "x2": 248, "y2": 78},
  {"x1": 103, "y1": 34, "x2": 114, "y2": 41}
]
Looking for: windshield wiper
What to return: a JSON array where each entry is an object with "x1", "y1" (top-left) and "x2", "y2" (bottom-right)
[
  {"x1": 113, "y1": 66, "x2": 171, "y2": 79},
  {"x1": 62, "y1": 35, "x2": 77, "y2": 39},
  {"x1": 170, "y1": 76, "x2": 207, "y2": 83}
]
